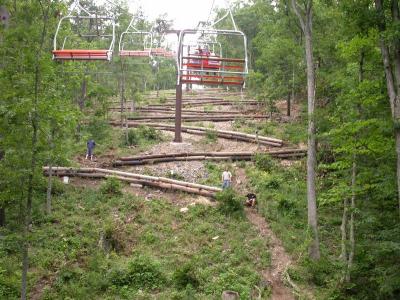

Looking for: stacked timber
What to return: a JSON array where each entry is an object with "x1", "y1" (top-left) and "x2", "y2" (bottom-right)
[
  {"x1": 109, "y1": 122, "x2": 284, "y2": 147},
  {"x1": 43, "y1": 167, "x2": 221, "y2": 197},
  {"x1": 113, "y1": 149, "x2": 307, "y2": 166}
]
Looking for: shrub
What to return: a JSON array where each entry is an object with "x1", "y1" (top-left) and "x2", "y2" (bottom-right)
[
  {"x1": 0, "y1": 266, "x2": 19, "y2": 298},
  {"x1": 251, "y1": 171, "x2": 282, "y2": 191},
  {"x1": 173, "y1": 262, "x2": 200, "y2": 289},
  {"x1": 109, "y1": 255, "x2": 166, "y2": 290},
  {"x1": 254, "y1": 154, "x2": 276, "y2": 172},
  {"x1": 216, "y1": 188, "x2": 244, "y2": 217},
  {"x1": 101, "y1": 220, "x2": 124, "y2": 252},
  {"x1": 166, "y1": 170, "x2": 185, "y2": 181},
  {"x1": 126, "y1": 129, "x2": 140, "y2": 146},
  {"x1": 303, "y1": 257, "x2": 337, "y2": 287},
  {"x1": 100, "y1": 177, "x2": 122, "y2": 196},
  {"x1": 204, "y1": 129, "x2": 217, "y2": 143},
  {"x1": 159, "y1": 95, "x2": 167, "y2": 103},
  {"x1": 276, "y1": 195, "x2": 296, "y2": 213},
  {"x1": 124, "y1": 125, "x2": 161, "y2": 146},
  {"x1": 86, "y1": 117, "x2": 110, "y2": 142}
]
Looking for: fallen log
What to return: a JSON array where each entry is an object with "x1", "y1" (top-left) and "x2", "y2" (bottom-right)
[
  {"x1": 119, "y1": 149, "x2": 305, "y2": 161},
  {"x1": 145, "y1": 101, "x2": 262, "y2": 108},
  {"x1": 109, "y1": 176, "x2": 216, "y2": 198},
  {"x1": 44, "y1": 167, "x2": 221, "y2": 196},
  {"x1": 95, "y1": 168, "x2": 221, "y2": 192},
  {"x1": 114, "y1": 149, "x2": 306, "y2": 166},
  {"x1": 109, "y1": 122, "x2": 283, "y2": 147},
  {"x1": 110, "y1": 107, "x2": 249, "y2": 114},
  {"x1": 125, "y1": 115, "x2": 267, "y2": 122}
]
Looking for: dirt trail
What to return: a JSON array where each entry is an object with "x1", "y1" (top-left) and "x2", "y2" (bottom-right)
[
  {"x1": 233, "y1": 168, "x2": 295, "y2": 300},
  {"x1": 246, "y1": 208, "x2": 295, "y2": 300}
]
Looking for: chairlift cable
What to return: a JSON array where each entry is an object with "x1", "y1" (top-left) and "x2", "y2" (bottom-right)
[{"x1": 206, "y1": 0, "x2": 216, "y2": 26}]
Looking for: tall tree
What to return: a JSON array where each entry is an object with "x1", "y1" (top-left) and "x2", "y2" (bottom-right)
[
  {"x1": 375, "y1": 0, "x2": 400, "y2": 217},
  {"x1": 291, "y1": 0, "x2": 320, "y2": 260}
]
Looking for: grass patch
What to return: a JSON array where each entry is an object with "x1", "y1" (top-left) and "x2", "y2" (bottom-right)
[
  {"x1": 123, "y1": 125, "x2": 163, "y2": 147},
  {"x1": 0, "y1": 184, "x2": 270, "y2": 299}
]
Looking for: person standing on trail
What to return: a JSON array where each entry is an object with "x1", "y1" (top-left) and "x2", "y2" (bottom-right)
[
  {"x1": 86, "y1": 139, "x2": 96, "y2": 161},
  {"x1": 221, "y1": 169, "x2": 232, "y2": 189}
]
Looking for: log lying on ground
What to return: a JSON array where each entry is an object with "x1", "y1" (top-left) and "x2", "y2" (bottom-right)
[
  {"x1": 109, "y1": 122, "x2": 284, "y2": 147},
  {"x1": 114, "y1": 149, "x2": 306, "y2": 166},
  {"x1": 109, "y1": 107, "x2": 249, "y2": 114},
  {"x1": 43, "y1": 167, "x2": 221, "y2": 197},
  {"x1": 125, "y1": 115, "x2": 268, "y2": 122},
  {"x1": 149, "y1": 100, "x2": 260, "y2": 106},
  {"x1": 145, "y1": 97, "x2": 225, "y2": 101}
]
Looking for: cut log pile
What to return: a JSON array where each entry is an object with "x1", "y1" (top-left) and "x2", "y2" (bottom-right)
[
  {"x1": 113, "y1": 149, "x2": 306, "y2": 166},
  {"x1": 43, "y1": 167, "x2": 221, "y2": 197},
  {"x1": 109, "y1": 122, "x2": 284, "y2": 146}
]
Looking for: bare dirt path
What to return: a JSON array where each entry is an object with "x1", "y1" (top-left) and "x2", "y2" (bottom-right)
[
  {"x1": 233, "y1": 168, "x2": 296, "y2": 300},
  {"x1": 246, "y1": 208, "x2": 295, "y2": 300}
]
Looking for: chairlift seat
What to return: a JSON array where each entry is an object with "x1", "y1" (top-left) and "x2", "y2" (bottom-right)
[
  {"x1": 52, "y1": 49, "x2": 111, "y2": 61},
  {"x1": 181, "y1": 73, "x2": 244, "y2": 86},
  {"x1": 151, "y1": 48, "x2": 167, "y2": 56},
  {"x1": 119, "y1": 50, "x2": 151, "y2": 57},
  {"x1": 52, "y1": 1, "x2": 116, "y2": 62}
]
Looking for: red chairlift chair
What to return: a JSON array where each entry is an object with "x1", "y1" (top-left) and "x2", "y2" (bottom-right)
[
  {"x1": 119, "y1": 17, "x2": 152, "y2": 58},
  {"x1": 52, "y1": 0, "x2": 116, "y2": 61},
  {"x1": 177, "y1": 7, "x2": 248, "y2": 87}
]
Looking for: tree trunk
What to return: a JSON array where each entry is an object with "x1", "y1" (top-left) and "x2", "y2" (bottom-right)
[
  {"x1": 120, "y1": 61, "x2": 126, "y2": 128},
  {"x1": 375, "y1": 0, "x2": 400, "y2": 217},
  {"x1": 0, "y1": 208, "x2": 5, "y2": 227},
  {"x1": 46, "y1": 127, "x2": 55, "y2": 215},
  {"x1": 120, "y1": 77, "x2": 125, "y2": 128},
  {"x1": 287, "y1": 90, "x2": 291, "y2": 117},
  {"x1": 305, "y1": 30, "x2": 320, "y2": 260},
  {"x1": 46, "y1": 164, "x2": 53, "y2": 215},
  {"x1": 291, "y1": 0, "x2": 320, "y2": 260},
  {"x1": 292, "y1": 61, "x2": 296, "y2": 104},
  {"x1": 21, "y1": 4, "x2": 49, "y2": 299},
  {"x1": 124, "y1": 116, "x2": 129, "y2": 146},
  {"x1": 79, "y1": 77, "x2": 87, "y2": 111},
  {"x1": 396, "y1": 130, "x2": 400, "y2": 218},
  {"x1": 346, "y1": 160, "x2": 357, "y2": 282},
  {"x1": 0, "y1": 148, "x2": 4, "y2": 226},
  {"x1": 339, "y1": 197, "x2": 348, "y2": 262}
]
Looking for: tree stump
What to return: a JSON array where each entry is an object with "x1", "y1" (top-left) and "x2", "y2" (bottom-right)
[{"x1": 222, "y1": 291, "x2": 240, "y2": 300}]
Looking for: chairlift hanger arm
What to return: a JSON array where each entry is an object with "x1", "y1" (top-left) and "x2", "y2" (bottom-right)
[{"x1": 53, "y1": 0, "x2": 116, "y2": 61}]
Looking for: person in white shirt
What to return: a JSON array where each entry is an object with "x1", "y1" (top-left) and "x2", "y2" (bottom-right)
[{"x1": 221, "y1": 170, "x2": 232, "y2": 189}]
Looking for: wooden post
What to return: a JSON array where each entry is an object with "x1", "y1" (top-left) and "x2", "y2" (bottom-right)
[{"x1": 174, "y1": 83, "x2": 183, "y2": 142}]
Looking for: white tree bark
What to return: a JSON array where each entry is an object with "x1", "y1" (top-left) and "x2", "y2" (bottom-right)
[
  {"x1": 346, "y1": 160, "x2": 356, "y2": 282},
  {"x1": 291, "y1": 0, "x2": 320, "y2": 260}
]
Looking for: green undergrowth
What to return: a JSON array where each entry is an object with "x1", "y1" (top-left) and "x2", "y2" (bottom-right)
[
  {"x1": 230, "y1": 117, "x2": 307, "y2": 146},
  {"x1": 123, "y1": 125, "x2": 163, "y2": 147},
  {"x1": 202, "y1": 162, "x2": 235, "y2": 187},
  {"x1": 0, "y1": 183, "x2": 271, "y2": 299},
  {"x1": 70, "y1": 121, "x2": 164, "y2": 158},
  {"x1": 245, "y1": 156, "x2": 350, "y2": 299}
]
